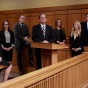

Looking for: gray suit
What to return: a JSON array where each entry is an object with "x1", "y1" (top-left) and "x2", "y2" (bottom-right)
[
  {"x1": 14, "y1": 23, "x2": 32, "y2": 72},
  {"x1": 14, "y1": 23, "x2": 30, "y2": 48}
]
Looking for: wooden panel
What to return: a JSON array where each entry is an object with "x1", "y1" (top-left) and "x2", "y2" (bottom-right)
[
  {"x1": 55, "y1": 11, "x2": 68, "y2": 36},
  {"x1": 29, "y1": 13, "x2": 39, "y2": 36},
  {"x1": 68, "y1": 10, "x2": 82, "y2": 36},
  {"x1": 81, "y1": 9, "x2": 88, "y2": 21},
  {"x1": 0, "y1": 15, "x2": 7, "y2": 30},
  {"x1": 57, "y1": 49, "x2": 67, "y2": 62},
  {"x1": 44, "y1": 11, "x2": 55, "y2": 28},
  {"x1": 7, "y1": 14, "x2": 19, "y2": 31}
]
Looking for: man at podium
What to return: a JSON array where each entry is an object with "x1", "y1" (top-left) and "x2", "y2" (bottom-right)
[{"x1": 32, "y1": 13, "x2": 53, "y2": 70}]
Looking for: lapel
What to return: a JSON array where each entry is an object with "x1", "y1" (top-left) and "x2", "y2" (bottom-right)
[
  {"x1": 39, "y1": 24, "x2": 44, "y2": 35},
  {"x1": 45, "y1": 25, "x2": 48, "y2": 37},
  {"x1": 2, "y1": 30, "x2": 6, "y2": 41},
  {"x1": 18, "y1": 23, "x2": 23, "y2": 33},
  {"x1": 85, "y1": 22, "x2": 87, "y2": 28}
]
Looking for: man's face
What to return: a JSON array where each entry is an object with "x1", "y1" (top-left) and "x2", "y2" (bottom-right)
[
  {"x1": 39, "y1": 14, "x2": 47, "y2": 24},
  {"x1": 86, "y1": 14, "x2": 88, "y2": 22},
  {"x1": 19, "y1": 16, "x2": 26, "y2": 23}
]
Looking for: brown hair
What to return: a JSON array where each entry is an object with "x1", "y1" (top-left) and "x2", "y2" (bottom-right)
[
  {"x1": 39, "y1": 13, "x2": 47, "y2": 19},
  {"x1": 55, "y1": 19, "x2": 62, "y2": 29}
]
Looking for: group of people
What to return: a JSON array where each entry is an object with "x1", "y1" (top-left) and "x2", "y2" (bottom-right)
[{"x1": 0, "y1": 13, "x2": 88, "y2": 82}]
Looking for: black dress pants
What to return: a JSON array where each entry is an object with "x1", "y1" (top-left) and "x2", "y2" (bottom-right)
[
  {"x1": 16, "y1": 41, "x2": 32, "y2": 72},
  {"x1": 35, "y1": 48, "x2": 42, "y2": 70}
]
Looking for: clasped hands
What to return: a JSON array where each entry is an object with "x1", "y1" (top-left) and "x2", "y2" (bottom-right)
[
  {"x1": 23, "y1": 37, "x2": 30, "y2": 42},
  {"x1": 72, "y1": 47, "x2": 81, "y2": 52},
  {"x1": 42, "y1": 40, "x2": 49, "y2": 43},
  {"x1": 3, "y1": 47, "x2": 12, "y2": 51}
]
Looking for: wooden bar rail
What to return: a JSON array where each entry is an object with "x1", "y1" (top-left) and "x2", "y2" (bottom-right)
[
  {"x1": 0, "y1": 53, "x2": 88, "y2": 88},
  {"x1": 0, "y1": 65, "x2": 7, "y2": 71}
]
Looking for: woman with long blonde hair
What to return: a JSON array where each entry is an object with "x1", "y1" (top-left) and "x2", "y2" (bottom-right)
[{"x1": 70, "y1": 21, "x2": 84, "y2": 57}]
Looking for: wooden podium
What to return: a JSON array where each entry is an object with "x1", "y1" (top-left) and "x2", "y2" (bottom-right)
[{"x1": 31, "y1": 42, "x2": 69, "y2": 67}]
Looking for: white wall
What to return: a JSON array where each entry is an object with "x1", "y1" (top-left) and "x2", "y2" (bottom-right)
[{"x1": 0, "y1": 0, "x2": 88, "y2": 11}]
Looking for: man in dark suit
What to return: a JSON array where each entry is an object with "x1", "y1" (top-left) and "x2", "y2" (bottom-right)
[
  {"x1": 81, "y1": 13, "x2": 88, "y2": 46},
  {"x1": 14, "y1": 15, "x2": 34, "y2": 75},
  {"x1": 32, "y1": 13, "x2": 53, "y2": 70}
]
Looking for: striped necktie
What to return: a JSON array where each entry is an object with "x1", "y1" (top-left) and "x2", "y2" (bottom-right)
[{"x1": 42, "y1": 26, "x2": 45, "y2": 38}]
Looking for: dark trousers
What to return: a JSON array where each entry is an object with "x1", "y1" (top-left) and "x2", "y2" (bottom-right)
[
  {"x1": 35, "y1": 48, "x2": 42, "y2": 70},
  {"x1": 16, "y1": 41, "x2": 32, "y2": 72}
]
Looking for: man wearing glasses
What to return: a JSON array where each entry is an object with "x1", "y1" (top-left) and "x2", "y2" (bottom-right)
[{"x1": 14, "y1": 14, "x2": 34, "y2": 75}]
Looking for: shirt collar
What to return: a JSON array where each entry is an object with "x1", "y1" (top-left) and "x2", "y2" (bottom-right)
[
  {"x1": 40, "y1": 24, "x2": 46, "y2": 28},
  {"x1": 19, "y1": 22, "x2": 24, "y2": 26}
]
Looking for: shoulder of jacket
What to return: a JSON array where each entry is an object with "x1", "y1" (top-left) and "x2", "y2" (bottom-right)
[{"x1": 33, "y1": 24, "x2": 40, "y2": 28}]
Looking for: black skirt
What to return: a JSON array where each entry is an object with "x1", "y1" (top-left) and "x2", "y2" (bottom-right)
[
  {"x1": 2, "y1": 43, "x2": 13, "y2": 61},
  {"x1": 0, "y1": 59, "x2": 10, "y2": 67}
]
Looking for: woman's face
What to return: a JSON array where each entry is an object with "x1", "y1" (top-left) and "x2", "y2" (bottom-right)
[
  {"x1": 4, "y1": 21, "x2": 9, "y2": 29},
  {"x1": 57, "y1": 20, "x2": 61, "y2": 27},
  {"x1": 74, "y1": 23, "x2": 79, "y2": 30}
]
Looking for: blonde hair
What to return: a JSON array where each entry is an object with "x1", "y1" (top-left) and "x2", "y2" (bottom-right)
[{"x1": 70, "y1": 21, "x2": 81, "y2": 37}]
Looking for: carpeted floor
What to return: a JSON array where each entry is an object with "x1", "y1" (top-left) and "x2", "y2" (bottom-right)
[{"x1": 0, "y1": 71, "x2": 20, "y2": 83}]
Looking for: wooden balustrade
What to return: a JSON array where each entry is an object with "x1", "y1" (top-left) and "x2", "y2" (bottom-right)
[{"x1": 0, "y1": 53, "x2": 88, "y2": 88}]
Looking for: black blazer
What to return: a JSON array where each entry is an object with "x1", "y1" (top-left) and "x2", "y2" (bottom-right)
[
  {"x1": 32, "y1": 24, "x2": 53, "y2": 43},
  {"x1": 81, "y1": 21, "x2": 88, "y2": 46},
  {"x1": 14, "y1": 23, "x2": 30, "y2": 48},
  {"x1": 69, "y1": 33, "x2": 84, "y2": 52},
  {"x1": 0, "y1": 30, "x2": 14, "y2": 46},
  {"x1": 53, "y1": 28, "x2": 66, "y2": 43}
]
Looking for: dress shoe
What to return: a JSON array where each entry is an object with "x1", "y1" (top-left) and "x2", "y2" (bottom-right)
[
  {"x1": 7, "y1": 76, "x2": 13, "y2": 80},
  {"x1": 28, "y1": 59, "x2": 34, "y2": 66},
  {"x1": 19, "y1": 71, "x2": 24, "y2": 75}
]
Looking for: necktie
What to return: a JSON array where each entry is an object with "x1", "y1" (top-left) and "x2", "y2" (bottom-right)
[
  {"x1": 42, "y1": 26, "x2": 45, "y2": 38},
  {"x1": 21, "y1": 23, "x2": 24, "y2": 29}
]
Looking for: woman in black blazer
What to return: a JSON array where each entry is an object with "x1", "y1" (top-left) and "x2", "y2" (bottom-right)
[
  {"x1": 53, "y1": 19, "x2": 66, "y2": 44},
  {"x1": 0, "y1": 20, "x2": 14, "y2": 62},
  {"x1": 70, "y1": 21, "x2": 84, "y2": 57},
  {"x1": 0, "y1": 20, "x2": 14, "y2": 78}
]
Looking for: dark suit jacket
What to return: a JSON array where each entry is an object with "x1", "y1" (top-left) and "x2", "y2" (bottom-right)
[
  {"x1": 81, "y1": 21, "x2": 88, "y2": 46},
  {"x1": 0, "y1": 30, "x2": 14, "y2": 46},
  {"x1": 14, "y1": 23, "x2": 30, "y2": 48},
  {"x1": 69, "y1": 32, "x2": 84, "y2": 52},
  {"x1": 32, "y1": 24, "x2": 53, "y2": 43},
  {"x1": 53, "y1": 28, "x2": 66, "y2": 43}
]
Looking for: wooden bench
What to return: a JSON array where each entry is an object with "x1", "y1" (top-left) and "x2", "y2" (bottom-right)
[{"x1": 0, "y1": 65, "x2": 7, "y2": 71}]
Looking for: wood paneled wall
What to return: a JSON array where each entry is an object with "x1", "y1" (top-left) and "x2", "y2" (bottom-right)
[
  {"x1": 0, "y1": 4, "x2": 88, "y2": 39},
  {"x1": 0, "y1": 4, "x2": 88, "y2": 73}
]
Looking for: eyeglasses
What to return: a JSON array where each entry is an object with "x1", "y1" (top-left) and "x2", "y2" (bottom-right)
[
  {"x1": 4, "y1": 24, "x2": 9, "y2": 25},
  {"x1": 20, "y1": 18, "x2": 25, "y2": 20}
]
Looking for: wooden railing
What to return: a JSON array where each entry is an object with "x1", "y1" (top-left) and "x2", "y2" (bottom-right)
[{"x1": 0, "y1": 53, "x2": 88, "y2": 88}]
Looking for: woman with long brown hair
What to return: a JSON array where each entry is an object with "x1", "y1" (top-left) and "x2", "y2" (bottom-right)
[
  {"x1": 0, "y1": 20, "x2": 14, "y2": 79},
  {"x1": 53, "y1": 19, "x2": 66, "y2": 44}
]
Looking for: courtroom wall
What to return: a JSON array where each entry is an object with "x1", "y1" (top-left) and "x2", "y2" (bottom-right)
[{"x1": 0, "y1": 0, "x2": 88, "y2": 11}]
